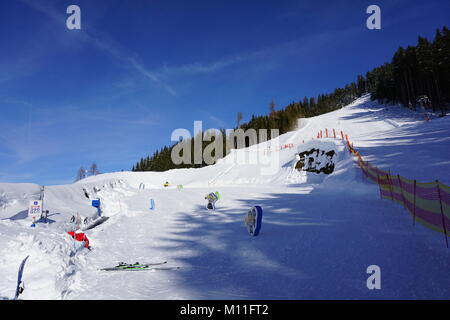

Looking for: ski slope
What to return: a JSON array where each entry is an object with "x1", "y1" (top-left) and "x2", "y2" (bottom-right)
[{"x1": 1, "y1": 95, "x2": 450, "y2": 300}]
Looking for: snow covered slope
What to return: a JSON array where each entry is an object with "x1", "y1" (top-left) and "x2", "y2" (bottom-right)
[{"x1": 1, "y1": 95, "x2": 449, "y2": 300}]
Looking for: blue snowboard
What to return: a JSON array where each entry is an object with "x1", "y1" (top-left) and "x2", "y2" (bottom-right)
[
  {"x1": 150, "y1": 199, "x2": 155, "y2": 210},
  {"x1": 245, "y1": 206, "x2": 263, "y2": 236},
  {"x1": 14, "y1": 255, "x2": 29, "y2": 300}
]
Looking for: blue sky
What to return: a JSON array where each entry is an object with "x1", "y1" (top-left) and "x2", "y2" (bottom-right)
[{"x1": 0, "y1": 0, "x2": 449, "y2": 185}]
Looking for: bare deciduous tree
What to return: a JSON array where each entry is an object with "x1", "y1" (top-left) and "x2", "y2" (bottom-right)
[
  {"x1": 269, "y1": 100, "x2": 276, "y2": 116},
  {"x1": 236, "y1": 112, "x2": 243, "y2": 128},
  {"x1": 75, "y1": 166, "x2": 86, "y2": 182},
  {"x1": 88, "y1": 162, "x2": 100, "y2": 176}
]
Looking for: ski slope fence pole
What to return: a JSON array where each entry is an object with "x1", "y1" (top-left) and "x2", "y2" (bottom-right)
[
  {"x1": 333, "y1": 129, "x2": 336, "y2": 138},
  {"x1": 377, "y1": 172, "x2": 382, "y2": 199},
  {"x1": 436, "y1": 180, "x2": 449, "y2": 248},
  {"x1": 360, "y1": 157, "x2": 365, "y2": 179},
  {"x1": 365, "y1": 161, "x2": 369, "y2": 179},
  {"x1": 397, "y1": 175, "x2": 407, "y2": 208},
  {"x1": 341, "y1": 131, "x2": 344, "y2": 140},
  {"x1": 360, "y1": 157, "x2": 365, "y2": 182},
  {"x1": 41, "y1": 186, "x2": 46, "y2": 222},
  {"x1": 361, "y1": 158, "x2": 366, "y2": 178},
  {"x1": 388, "y1": 171, "x2": 394, "y2": 201},
  {"x1": 413, "y1": 180, "x2": 417, "y2": 226},
  {"x1": 325, "y1": 128, "x2": 328, "y2": 138},
  {"x1": 362, "y1": 160, "x2": 366, "y2": 182}
]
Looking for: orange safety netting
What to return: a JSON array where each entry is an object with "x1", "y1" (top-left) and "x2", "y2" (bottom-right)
[{"x1": 317, "y1": 128, "x2": 450, "y2": 247}]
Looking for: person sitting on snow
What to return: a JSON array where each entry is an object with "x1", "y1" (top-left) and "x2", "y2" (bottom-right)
[{"x1": 67, "y1": 229, "x2": 91, "y2": 250}]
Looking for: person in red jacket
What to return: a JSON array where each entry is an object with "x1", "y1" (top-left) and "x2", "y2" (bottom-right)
[{"x1": 67, "y1": 229, "x2": 91, "y2": 250}]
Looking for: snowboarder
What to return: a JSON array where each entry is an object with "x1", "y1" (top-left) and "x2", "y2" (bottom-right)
[
  {"x1": 205, "y1": 191, "x2": 220, "y2": 210},
  {"x1": 67, "y1": 229, "x2": 91, "y2": 250}
]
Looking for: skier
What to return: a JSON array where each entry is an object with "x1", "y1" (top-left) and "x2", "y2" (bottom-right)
[
  {"x1": 164, "y1": 181, "x2": 169, "y2": 187},
  {"x1": 67, "y1": 229, "x2": 91, "y2": 250},
  {"x1": 205, "y1": 191, "x2": 220, "y2": 210}
]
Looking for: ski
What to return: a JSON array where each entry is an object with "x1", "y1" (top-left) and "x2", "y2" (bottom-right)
[
  {"x1": 99, "y1": 261, "x2": 168, "y2": 271},
  {"x1": 99, "y1": 266, "x2": 180, "y2": 272}
]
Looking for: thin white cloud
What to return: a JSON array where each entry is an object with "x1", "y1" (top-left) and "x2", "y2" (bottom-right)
[
  {"x1": 157, "y1": 26, "x2": 357, "y2": 79},
  {"x1": 208, "y1": 114, "x2": 229, "y2": 128},
  {"x1": 161, "y1": 55, "x2": 246, "y2": 76},
  {"x1": 19, "y1": 0, "x2": 177, "y2": 96},
  {"x1": 127, "y1": 57, "x2": 177, "y2": 96}
]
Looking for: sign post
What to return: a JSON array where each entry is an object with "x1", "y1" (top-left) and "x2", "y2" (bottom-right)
[{"x1": 28, "y1": 200, "x2": 43, "y2": 227}]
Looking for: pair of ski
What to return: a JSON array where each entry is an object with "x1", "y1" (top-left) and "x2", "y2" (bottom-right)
[{"x1": 99, "y1": 261, "x2": 180, "y2": 271}]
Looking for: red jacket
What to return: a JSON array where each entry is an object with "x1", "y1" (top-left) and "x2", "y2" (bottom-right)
[{"x1": 68, "y1": 231, "x2": 90, "y2": 248}]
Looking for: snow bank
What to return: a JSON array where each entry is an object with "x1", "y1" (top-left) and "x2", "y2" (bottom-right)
[{"x1": 0, "y1": 183, "x2": 41, "y2": 220}]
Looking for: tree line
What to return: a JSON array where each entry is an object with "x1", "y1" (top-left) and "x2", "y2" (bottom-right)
[
  {"x1": 75, "y1": 162, "x2": 100, "y2": 182},
  {"x1": 359, "y1": 26, "x2": 450, "y2": 114},
  {"x1": 133, "y1": 81, "x2": 360, "y2": 172},
  {"x1": 133, "y1": 26, "x2": 449, "y2": 173}
]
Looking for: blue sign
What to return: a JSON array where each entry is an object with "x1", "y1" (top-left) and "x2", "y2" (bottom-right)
[
  {"x1": 91, "y1": 199, "x2": 101, "y2": 208},
  {"x1": 92, "y1": 199, "x2": 101, "y2": 216}
]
